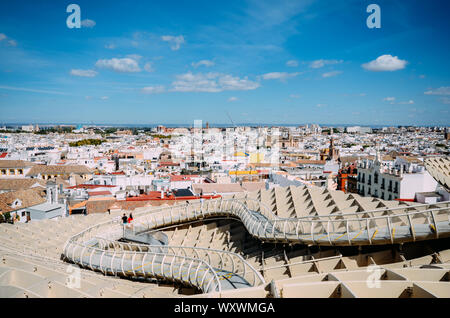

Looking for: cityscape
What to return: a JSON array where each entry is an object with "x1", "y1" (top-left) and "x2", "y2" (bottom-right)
[{"x1": 0, "y1": 0, "x2": 449, "y2": 305}]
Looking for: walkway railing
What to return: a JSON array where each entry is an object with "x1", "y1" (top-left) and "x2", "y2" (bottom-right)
[
  {"x1": 130, "y1": 198, "x2": 450, "y2": 246},
  {"x1": 63, "y1": 198, "x2": 450, "y2": 293}
]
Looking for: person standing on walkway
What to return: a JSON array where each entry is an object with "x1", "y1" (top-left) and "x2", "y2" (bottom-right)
[{"x1": 122, "y1": 213, "x2": 128, "y2": 225}]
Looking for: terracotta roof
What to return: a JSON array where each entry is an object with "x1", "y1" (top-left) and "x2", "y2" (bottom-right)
[
  {"x1": 46, "y1": 176, "x2": 71, "y2": 189},
  {"x1": 26, "y1": 164, "x2": 92, "y2": 176},
  {"x1": 193, "y1": 183, "x2": 243, "y2": 194},
  {"x1": 0, "y1": 201, "x2": 11, "y2": 214},
  {"x1": 159, "y1": 162, "x2": 179, "y2": 166},
  {"x1": 114, "y1": 201, "x2": 156, "y2": 210},
  {"x1": 0, "y1": 178, "x2": 46, "y2": 191},
  {"x1": 170, "y1": 175, "x2": 200, "y2": 182},
  {"x1": 366, "y1": 155, "x2": 395, "y2": 161},
  {"x1": 0, "y1": 188, "x2": 46, "y2": 213},
  {"x1": 296, "y1": 159, "x2": 326, "y2": 165},
  {"x1": 86, "y1": 199, "x2": 116, "y2": 214},
  {"x1": 0, "y1": 160, "x2": 35, "y2": 169},
  {"x1": 67, "y1": 184, "x2": 117, "y2": 190},
  {"x1": 88, "y1": 191, "x2": 112, "y2": 197},
  {"x1": 397, "y1": 156, "x2": 422, "y2": 164},
  {"x1": 241, "y1": 182, "x2": 266, "y2": 192}
]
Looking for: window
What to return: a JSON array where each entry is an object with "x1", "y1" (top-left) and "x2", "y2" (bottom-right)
[
  {"x1": 394, "y1": 181, "x2": 399, "y2": 193},
  {"x1": 374, "y1": 173, "x2": 378, "y2": 184},
  {"x1": 9, "y1": 169, "x2": 15, "y2": 175},
  {"x1": 1, "y1": 169, "x2": 6, "y2": 175}
]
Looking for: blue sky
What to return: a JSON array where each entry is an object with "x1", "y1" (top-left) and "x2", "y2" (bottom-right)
[{"x1": 0, "y1": 0, "x2": 449, "y2": 126}]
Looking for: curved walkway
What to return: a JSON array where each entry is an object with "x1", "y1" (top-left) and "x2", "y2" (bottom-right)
[{"x1": 63, "y1": 198, "x2": 450, "y2": 293}]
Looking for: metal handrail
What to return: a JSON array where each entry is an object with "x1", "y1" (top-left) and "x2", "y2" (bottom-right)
[
  {"x1": 64, "y1": 240, "x2": 222, "y2": 293},
  {"x1": 94, "y1": 237, "x2": 265, "y2": 286},
  {"x1": 63, "y1": 197, "x2": 450, "y2": 294}
]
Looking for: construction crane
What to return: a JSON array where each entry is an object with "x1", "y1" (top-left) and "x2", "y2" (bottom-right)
[{"x1": 226, "y1": 111, "x2": 237, "y2": 128}]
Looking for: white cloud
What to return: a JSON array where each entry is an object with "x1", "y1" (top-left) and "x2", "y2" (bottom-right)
[
  {"x1": 398, "y1": 100, "x2": 414, "y2": 105},
  {"x1": 144, "y1": 62, "x2": 154, "y2": 72},
  {"x1": 424, "y1": 87, "x2": 450, "y2": 96},
  {"x1": 289, "y1": 94, "x2": 300, "y2": 99},
  {"x1": 419, "y1": 74, "x2": 426, "y2": 79},
  {"x1": 7, "y1": 40, "x2": 17, "y2": 47},
  {"x1": 322, "y1": 71, "x2": 342, "y2": 78},
  {"x1": 105, "y1": 43, "x2": 116, "y2": 49},
  {"x1": 142, "y1": 86, "x2": 165, "y2": 94},
  {"x1": 286, "y1": 60, "x2": 299, "y2": 67},
  {"x1": 0, "y1": 34, "x2": 17, "y2": 47},
  {"x1": 261, "y1": 72, "x2": 300, "y2": 81},
  {"x1": 161, "y1": 35, "x2": 185, "y2": 50},
  {"x1": 126, "y1": 54, "x2": 142, "y2": 61},
  {"x1": 192, "y1": 60, "x2": 215, "y2": 68},
  {"x1": 0, "y1": 85, "x2": 67, "y2": 95},
  {"x1": 95, "y1": 58, "x2": 141, "y2": 73},
  {"x1": 101, "y1": 96, "x2": 109, "y2": 100},
  {"x1": 81, "y1": 19, "x2": 96, "y2": 28},
  {"x1": 171, "y1": 72, "x2": 259, "y2": 93},
  {"x1": 316, "y1": 103, "x2": 326, "y2": 107},
  {"x1": 362, "y1": 55, "x2": 407, "y2": 72},
  {"x1": 310, "y1": 59, "x2": 343, "y2": 69},
  {"x1": 440, "y1": 97, "x2": 450, "y2": 104},
  {"x1": 228, "y1": 97, "x2": 238, "y2": 102},
  {"x1": 70, "y1": 69, "x2": 98, "y2": 77},
  {"x1": 383, "y1": 97, "x2": 414, "y2": 105}
]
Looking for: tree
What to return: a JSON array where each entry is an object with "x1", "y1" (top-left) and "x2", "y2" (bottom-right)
[{"x1": 3, "y1": 212, "x2": 11, "y2": 223}]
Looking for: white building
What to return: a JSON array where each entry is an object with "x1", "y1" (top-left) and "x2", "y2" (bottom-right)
[
  {"x1": 346, "y1": 126, "x2": 373, "y2": 134},
  {"x1": 357, "y1": 153, "x2": 437, "y2": 201}
]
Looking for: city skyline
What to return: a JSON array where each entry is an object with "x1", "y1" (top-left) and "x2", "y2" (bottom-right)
[{"x1": 0, "y1": 0, "x2": 449, "y2": 126}]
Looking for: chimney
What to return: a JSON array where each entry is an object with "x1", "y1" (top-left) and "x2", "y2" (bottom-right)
[{"x1": 46, "y1": 181, "x2": 57, "y2": 204}]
